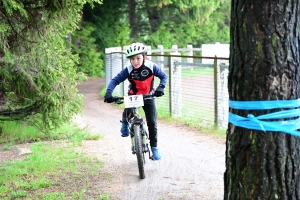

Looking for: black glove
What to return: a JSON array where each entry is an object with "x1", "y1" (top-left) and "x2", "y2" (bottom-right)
[
  {"x1": 104, "y1": 92, "x2": 113, "y2": 103},
  {"x1": 154, "y1": 85, "x2": 165, "y2": 97}
]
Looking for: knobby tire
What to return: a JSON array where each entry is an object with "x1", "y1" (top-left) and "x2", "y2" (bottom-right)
[{"x1": 134, "y1": 125, "x2": 145, "y2": 179}]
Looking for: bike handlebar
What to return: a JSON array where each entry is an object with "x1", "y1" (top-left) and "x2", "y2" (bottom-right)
[
  {"x1": 142, "y1": 93, "x2": 155, "y2": 99},
  {"x1": 112, "y1": 96, "x2": 123, "y2": 104},
  {"x1": 112, "y1": 93, "x2": 155, "y2": 104}
]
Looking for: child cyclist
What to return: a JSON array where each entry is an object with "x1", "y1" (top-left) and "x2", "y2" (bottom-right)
[{"x1": 104, "y1": 42, "x2": 168, "y2": 160}]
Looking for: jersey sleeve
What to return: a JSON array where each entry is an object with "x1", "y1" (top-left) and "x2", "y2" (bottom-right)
[
  {"x1": 153, "y1": 63, "x2": 168, "y2": 87},
  {"x1": 106, "y1": 68, "x2": 129, "y2": 93}
]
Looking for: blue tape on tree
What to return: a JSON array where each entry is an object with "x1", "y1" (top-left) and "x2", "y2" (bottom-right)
[
  {"x1": 229, "y1": 99, "x2": 300, "y2": 110},
  {"x1": 228, "y1": 100, "x2": 300, "y2": 136}
]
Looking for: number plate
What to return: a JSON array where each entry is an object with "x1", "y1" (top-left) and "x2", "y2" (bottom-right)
[{"x1": 124, "y1": 95, "x2": 144, "y2": 108}]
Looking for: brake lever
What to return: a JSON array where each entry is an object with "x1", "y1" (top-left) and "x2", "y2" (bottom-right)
[
  {"x1": 116, "y1": 99, "x2": 123, "y2": 104},
  {"x1": 112, "y1": 97, "x2": 123, "y2": 104}
]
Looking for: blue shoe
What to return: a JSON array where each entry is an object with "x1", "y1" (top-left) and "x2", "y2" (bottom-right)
[
  {"x1": 120, "y1": 120, "x2": 129, "y2": 137},
  {"x1": 151, "y1": 147, "x2": 161, "y2": 160}
]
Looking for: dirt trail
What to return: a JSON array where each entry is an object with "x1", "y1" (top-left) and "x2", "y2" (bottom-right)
[{"x1": 74, "y1": 78, "x2": 225, "y2": 200}]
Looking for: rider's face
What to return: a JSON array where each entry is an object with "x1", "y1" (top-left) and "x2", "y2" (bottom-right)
[{"x1": 130, "y1": 54, "x2": 144, "y2": 69}]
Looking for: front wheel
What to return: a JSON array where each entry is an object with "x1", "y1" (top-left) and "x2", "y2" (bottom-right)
[{"x1": 134, "y1": 124, "x2": 145, "y2": 179}]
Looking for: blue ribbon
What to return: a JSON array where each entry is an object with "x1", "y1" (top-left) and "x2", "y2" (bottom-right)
[
  {"x1": 228, "y1": 100, "x2": 300, "y2": 137},
  {"x1": 229, "y1": 99, "x2": 300, "y2": 110}
]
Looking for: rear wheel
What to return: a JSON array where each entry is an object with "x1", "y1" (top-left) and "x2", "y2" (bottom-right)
[{"x1": 134, "y1": 125, "x2": 145, "y2": 179}]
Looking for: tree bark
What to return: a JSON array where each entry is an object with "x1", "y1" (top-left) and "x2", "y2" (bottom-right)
[
  {"x1": 145, "y1": 1, "x2": 161, "y2": 33},
  {"x1": 225, "y1": 0, "x2": 300, "y2": 199},
  {"x1": 128, "y1": 0, "x2": 137, "y2": 38}
]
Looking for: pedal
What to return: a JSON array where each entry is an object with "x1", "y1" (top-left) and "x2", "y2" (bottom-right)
[
  {"x1": 132, "y1": 147, "x2": 136, "y2": 154},
  {"x1": 121, "y1": 134, "x2": 129, "y2": 137},
  {"x1": 143, "y1": 145, "x2": 149, "y2": 153}
]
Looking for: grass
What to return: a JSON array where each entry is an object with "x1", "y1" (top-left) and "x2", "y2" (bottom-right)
[
  {"x1": 0, "y1": 142, "x2": 105, "y2": 199},
  {"x1": 154, "y1": 86, "x2": 226, "y2": 137},
  {"x1": 181, "y1": 67, "x2": 214, "y2": 78},
  {"x1": 0, "y1": 121, "x2": 101, "y2": 145},
  {"x1": 0, "y1": 121, "x2": 108, "y2": 199},
  {"x1": 156, "y1": 111, "x2": 226, "y2": 138}
]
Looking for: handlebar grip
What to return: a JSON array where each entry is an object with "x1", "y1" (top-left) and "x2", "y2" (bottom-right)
[
  {"x1": 143, "y1": 93, "x2": 154, "y2": 99},
  {"x1": 112, "y1": 97, "x2": 124, "y2": 104}
]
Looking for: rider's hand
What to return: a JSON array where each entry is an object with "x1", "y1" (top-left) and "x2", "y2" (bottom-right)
[
  {"x1": 154, "y1": 85, "x2": 165, "y2": 97},
  {"x1": 104, "y1": 92, "x2": 113, "y2": 103}
]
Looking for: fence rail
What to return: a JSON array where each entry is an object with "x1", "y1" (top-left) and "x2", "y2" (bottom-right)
[{"x1": 105, "y1": 46, "x2": 229, "y2": 129}]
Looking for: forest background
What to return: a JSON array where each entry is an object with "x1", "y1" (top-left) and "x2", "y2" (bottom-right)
[
  {"x1": 79, "y1": 0, "x2": 230, "y2": 77},
  {"x1": 0, "y1": 0, "x2": 230, "y2": 132}
]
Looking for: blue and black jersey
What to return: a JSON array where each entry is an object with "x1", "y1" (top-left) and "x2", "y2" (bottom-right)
[{"x1": 107, "y1": 60, "x2": 168, "y2": 95}]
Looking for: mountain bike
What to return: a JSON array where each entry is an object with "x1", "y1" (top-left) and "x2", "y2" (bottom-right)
[{"x1": 113, "y1": 94, "x2": 154, "y2": 179}]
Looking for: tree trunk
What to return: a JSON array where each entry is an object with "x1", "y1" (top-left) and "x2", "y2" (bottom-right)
[
  {"x1": 0, "y1": 84, "x2": 5, "y2": 107},
  {"x1": 225, "y1": 1, "x2": 300, "y2": 199},
  {"x1": 145, "y1": 1, "x2": 161, "y2": 33},
  {"x1": 128, "y1": 0, "x2": 137, "y2": 38}
]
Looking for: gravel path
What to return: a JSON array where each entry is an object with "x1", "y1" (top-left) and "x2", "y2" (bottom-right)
[{"x1": 74, "y1": 77, "x2": 225, "y2": 200}]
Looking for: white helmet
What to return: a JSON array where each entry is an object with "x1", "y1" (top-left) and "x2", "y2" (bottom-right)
[{"x1": 125, "y1": 43, "x2": 147, "y2": 58}]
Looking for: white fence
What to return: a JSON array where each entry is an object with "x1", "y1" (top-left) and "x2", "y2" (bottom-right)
[{"x1": 105, "y1": 45, "x2": 229, "y2": 129}]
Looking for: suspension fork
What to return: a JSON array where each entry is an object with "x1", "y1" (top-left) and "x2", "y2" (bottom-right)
[{"x1": 129, "y1": 117, "x2": 149, "y2": 154}]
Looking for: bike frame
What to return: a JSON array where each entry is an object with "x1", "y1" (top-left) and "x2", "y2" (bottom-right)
[
  {"x1": 128, "y1": 107, "x2": 150, "y2": 156},
  {"x1": 113, "y1": 94, "x2": 154, "y2": 179}
]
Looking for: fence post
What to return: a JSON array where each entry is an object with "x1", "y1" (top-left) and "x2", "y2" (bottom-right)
[
  {"x1": 110, "y1": 47, "x2": 123, "y2": 96},
  {"x1": 157, "y1": 45, "x2": 164, "y2": 70},
  {"x1": 187, "y1": 44, "x2": 193, "y2": 70},
  {"x1": 168, "y1": 56, "x2": 172, "y2": 117},
  {"x1": 218, "y1": 63, "x2": 229, "y2": 129},
  {"x1": 122, "y1": 46, "x2": 130, "y2": 95},
  {"x1": 214, "y1": 56, "x2": 218, "y2": 128},
  {"x1": 171, "y1": 45, "x2": 178, "y2": 53},
  {"x1": 105, "y1": 48, "x2": 112, "y2": 90},
  {"x1": 170, "y1": 51, "x2": 182, "y2": 117},
  {"x1": 146, "y1": 45, "x2": 152, "y2": 61}
]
